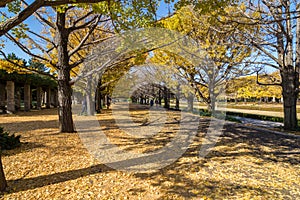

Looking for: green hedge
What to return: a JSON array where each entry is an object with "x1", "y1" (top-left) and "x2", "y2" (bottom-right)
[{"x1": 197, "y1": 108, "x2": 300, "y2": 126}]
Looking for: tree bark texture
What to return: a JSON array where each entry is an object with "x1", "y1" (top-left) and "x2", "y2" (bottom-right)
[
  {"x1": 56, "y1": 11, "x2": 75, "y2": 133},
  {"x1": 281, "y1": 68, "x2": 299, "y2": 130},
  {"x1": 0, "y1": 151, "x2": 7, "y2": 192}
]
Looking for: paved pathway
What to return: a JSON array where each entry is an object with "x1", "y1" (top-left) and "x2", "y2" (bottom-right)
[
  {"x1": 233, "y1": 116, "x2": 283, "y2": 128},
  {"x1": 197, "y1": 105, "x2": 300, "y2": 118},
  {"x1": 196, "y1": 106, "x2": 300, "y2": 137}
]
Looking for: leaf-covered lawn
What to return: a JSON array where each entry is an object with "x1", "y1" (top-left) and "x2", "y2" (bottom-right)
[{"x1": 0, "y1": 104, "x2": 299, "y2": 199}]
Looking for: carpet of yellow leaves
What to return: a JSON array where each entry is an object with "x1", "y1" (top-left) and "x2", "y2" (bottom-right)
[{"x1": 0, "y1": 104, "x2": 299, "y2": 199}]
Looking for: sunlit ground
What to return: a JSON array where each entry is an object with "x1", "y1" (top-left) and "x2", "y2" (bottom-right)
[{"x1": 0, "y1": 104, "x2": 299, "y2": 199}]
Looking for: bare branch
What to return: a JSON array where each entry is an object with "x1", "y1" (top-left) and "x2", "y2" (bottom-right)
[
  {"x1": 28, "y1": 30, "x2": 55, "y2": 46},
  {"x1": 69, "y1": 59, "x2": 84, "y2": 69},
  {"x1": 0, "y1": 50, "x2": 56, "y2": 79},
  {"x1": 44, "y1": 0, "x2": 106, "y2": 7},
  {"x1": 71, "y1": 11, "x2": 94, "y2": 27},
  {"x1": 69, "y1": 16, "x2": 111, "y2": 32},
  {"x1": 251, "y1": 41, "x2": 282, "y2": 67},
  {"x1": 0, "y1": 0, "x2": 44, "y2": 36},
  {"x1": 5, "y1": 33, "x2": 54, "y2": 65},
  {"x1": 0, "y1": 0, "x2": 107, "y2": 36},
  {"x1": 34, "y1": 10, "x2": 56, "y2": 29},
  {"x1": 256, "y1": 71, "x2": 281, "y2": 86},
  {"x1": 69, "y1": 15, "x2": 100, "y2": 57},
  {"x1": 81, "y1": 35, "x2": 114, "y2": 47},
  {"x1": 26, "y1": 36, "x2": 53, "y2": 61}
]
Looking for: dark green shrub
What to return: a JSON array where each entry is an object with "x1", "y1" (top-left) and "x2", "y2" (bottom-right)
[
  {"x1": 198, "y1": 109, "x2": 212, "y2": 117},
  {"x1": 0, "y1": 127, "x2": 21, "y2": 150}
]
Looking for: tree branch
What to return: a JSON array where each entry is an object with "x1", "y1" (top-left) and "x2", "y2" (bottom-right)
[
  {"x1": 44, "y1": 0, "x2": 106, "y2": 7},
  {"x1": 69, "y1": 15, "x2": 100, "y2": 57},
  {"x1": 71, "y1": 11, "x2": 94, "y2": 27},
  {"x1": 0, "y1": 50, "x2": 56, "y2": 79},
  {"x1": 256, "y1": 71, "x2": 281, "y2": 86},
  {"x1": 251, "y1": 41, "x2": 282, "y2": 67},
  {"x1": 28, "y1": 29, "x2": 55, "y2": 47},
  {"x1": 0, "y1": 0, "x2": 44, "y2": 37},
  {"x1": 5, "y1": 32, "x2": 54, "y2": 65},
  {"x1": 0, "y1": 0, "x2": 13, "y2": 7},
  {"x1": 34, "y1": 10, "x2": 56, "y2": 29},
  {"x1": 0, "y1": 0, "x2": 107, "y2": 36}
]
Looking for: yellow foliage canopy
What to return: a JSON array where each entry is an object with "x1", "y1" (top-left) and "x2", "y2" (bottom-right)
[
  {"x1": 227, "y1": 72, "x2": 282, "y2": 99},
  {"x1": 0, "y1": 59, "x2": 30, "y2": 74}
]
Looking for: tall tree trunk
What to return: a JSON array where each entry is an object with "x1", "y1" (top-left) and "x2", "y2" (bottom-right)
[
  {"x1": 175, "y1": 84, "x2": 180, "y2": 110},
  {"x1": 158, "y1": 89, "x2": 162, "y2": 105},
  {"x1": 163, "y1": 86, "x2": 170, "y2": 109},
  {"x1": 56, "y1": 11, "x2": 75, "y2": 133},
  {"x1": 58, "y1": 69, "x2": 74, "y2": 132},
  {"x1": 208, "y1": 94, "x2": 216, "y2": 113},
  {"x1": 175, "y1": 96, "x2": 180, "y2": 110},
  {"x1": 95, "y1": 88, "x2": 101, "y2": 113},
  {"x1": 95, "y1": 79, "x2": 102, "y2": 113},
  {"x1": 281, "y1": 1, "x2": 298, "y2": 130},
  {"x1": 281, "y1": 68, "x2": 298, "y2": 130},
  {"x1": 0, "y1": 150, "x2": 7, "y2": 191},
  {"x1": 86, "y1": 75, "x2": 94, "y2": 116},
  {"x1": 187, "y1": 93, "x2": 194, "y2": 112}
]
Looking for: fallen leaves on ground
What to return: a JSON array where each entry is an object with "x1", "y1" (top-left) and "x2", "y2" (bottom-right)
[{"x1": 0, "y1": 104, "x2": 299, "y2": 199}]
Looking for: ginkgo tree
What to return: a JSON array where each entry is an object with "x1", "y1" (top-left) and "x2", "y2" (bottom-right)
[
  {"x1": 3, "y1": 1, "x2": 163, "y2": 132},
  {"x1": 152, "y1": 5, "x2": 256, "y2": 112},
  {"x1": 0, "y1": 58, "x2": 25, "y2": 74},
  {"x1": 4, "y1": 5, "x2": 107, "y2": 132},
  {"x1": 228, "y1": 0, "x2": 300, "y2": 130}
]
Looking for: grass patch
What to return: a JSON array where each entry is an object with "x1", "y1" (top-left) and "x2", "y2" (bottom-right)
[{"x1": 195, "y1": 109, "x2": 242, "y2": 123}]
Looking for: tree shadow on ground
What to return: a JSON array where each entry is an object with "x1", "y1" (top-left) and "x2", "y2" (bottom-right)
[
  {"x1": 134, "y1": 169, "x2": 271, "y2": 199},
  {"x1": 197, "y1": 124, "x2": 300, "y2": 165},
  {"x1": 0, "y1": 108, "x2": 58, "y2": 117},
  {"x1": 97, "y1": 104, "x2": 300, "y2": 198},
  {"x1": 0, "y1": 120, "x2": 58, "y2": 132},
  {"x1": 130, "y1": 122, "x2": 300, "y2": 199},
  {"x1": 2, "y1": 104, "x2": 299, "y2": 198},
  {"x1": 4, "y1": 164, "x2": 112, "y2": 194},
  {"x1": 2, "y1": 142, "x2": 46, "y2": 157},
  {"x1": 97, "y1": 108, "x2": 183, "y2": 154},
  {"x1": 2, "y1": 119, "x2": 299, "y2": 198}
]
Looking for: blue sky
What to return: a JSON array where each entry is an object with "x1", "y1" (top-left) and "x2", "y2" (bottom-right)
[{"x1": 1, "y1": 1, "x2": 175, "y2": 61}]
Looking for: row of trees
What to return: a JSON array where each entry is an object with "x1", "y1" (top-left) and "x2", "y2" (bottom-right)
[
  {"x1": 2, "y1": 1, "x2": 299, "y2": 130},
  {"x1": 148, "y1": 0, "x2": 300, "y2": 130},
  {"x1": 1, "y1": 0, "x2": 161, "y2": 133},
  {"x1": 150, "y1": 4, "x2": 255, "y2": 112}
]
